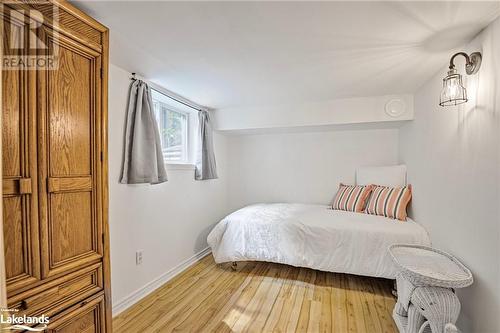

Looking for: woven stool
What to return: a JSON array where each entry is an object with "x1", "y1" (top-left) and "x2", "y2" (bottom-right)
[{"x1": 389, "y1": 245, "x2": 473, "y2": 333}]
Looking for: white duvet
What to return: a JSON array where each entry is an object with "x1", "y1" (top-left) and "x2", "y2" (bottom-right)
[{"x1": 207, "y1": 203, "x2": 431, "y2": 279}]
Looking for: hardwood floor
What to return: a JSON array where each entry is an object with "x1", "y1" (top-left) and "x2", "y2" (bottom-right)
[{"x1": 113, "y1": 255, "x2": 398, "y2": 332}]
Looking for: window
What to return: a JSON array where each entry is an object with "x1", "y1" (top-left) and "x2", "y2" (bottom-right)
[{"x1": 151, "y1": 89, "x2": 190, "y2": 163}]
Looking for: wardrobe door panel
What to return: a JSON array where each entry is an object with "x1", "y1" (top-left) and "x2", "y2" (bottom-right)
[
  {"x1": 50, "y1": 192, "x2": 93, "y2": 263},
  {"x1": 49, "y1": 45, "x2": 92, "y2": 176},
  {"x1": 3, "y1": 57, "x2": 21, "y2": 177},
  {"x1": 2, "y1": 10, "x2": 40, "y2": 295},
  {"x1": 3, "y1": 197, "x2": 24, "y2": 277},
  {"x1": 39, "y1": 29, "x2": 102, "y2": 279}
]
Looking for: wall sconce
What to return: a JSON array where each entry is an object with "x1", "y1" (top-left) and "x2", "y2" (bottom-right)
[{"x1": 439, "y1": 52, "x2": 482, "y2": 107}]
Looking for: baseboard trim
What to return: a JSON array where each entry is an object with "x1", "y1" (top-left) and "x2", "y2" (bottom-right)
[{"x1": 112, "y1": 247, "x2": 212, "y2": 316}]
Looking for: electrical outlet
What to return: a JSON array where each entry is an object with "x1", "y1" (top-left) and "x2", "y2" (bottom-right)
[{"x1": 136, "y1": 250, "x2": 143, "y2": 265}]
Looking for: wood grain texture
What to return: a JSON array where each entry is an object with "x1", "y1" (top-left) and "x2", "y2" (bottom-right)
[
  {"x1": 2, "y1": 10, "x2": 41, "y2": 295},
  {"x1": 3, "y1": 178, "x2": 33, "y2": 195},
  {"x1": 7, "y1": 0, "x2": 105, "y2": 50},
  {"x1": 47, "y1": 293, "x2": 106, "y2": 333},
  {"x1": 3, "y1": 197, "x2": 24, "y2": 278},
  {"x1": 113, "y1": 255, "x2": 398, "y2": 333},
  {"x1": 9, "y1": 263, "x2": 103, "y2": 319},
  {"x1": 2, "y1": 39, "x2": 21, "y2": 177},
  {"x1": 38, "y1": 26, "x2": 103, "y2": 280},
  {"x1": 100, "y1": 28, "x2": 112, "y2": 333},
  {"x1": 49, "y1": 192, "x2": 95, "y2": 262},
  {"x1": 48, "y1": 43, "x2": 92, "y2": 177},
  {"x1": 48, "y1": 177, "x2": 92, "y2": 193}
]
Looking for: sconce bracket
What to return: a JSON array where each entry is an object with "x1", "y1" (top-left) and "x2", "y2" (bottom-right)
[
  {"x1": 466, "y1": 52, "x2": 482, "y2": 75},
  {"x1": 449, "y1": 52, "x2": 482, "y2": 75}
]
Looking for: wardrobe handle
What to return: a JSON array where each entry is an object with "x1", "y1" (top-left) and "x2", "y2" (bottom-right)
[
  {"x1": 21, "y1": 286, "x2": 59, "y2": 310},
  {"x1": 2, "y1": 178, "x2": 32, "y2": 195},
  {"x1": 18, "y1": 178, "x2": 32, "y2": 194}
]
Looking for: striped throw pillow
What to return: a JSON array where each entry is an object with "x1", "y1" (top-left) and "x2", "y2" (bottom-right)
[
  {"x1": 365, "y1": 185, "x2": 412, "y2": 221},
  {"x1": 332, "y1": 184, "x2": 374, "y2": 212}
]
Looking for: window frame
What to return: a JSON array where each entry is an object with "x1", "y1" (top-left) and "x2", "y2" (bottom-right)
[{"x1": 151, "y1": 88, "x2": 191, "y2": 164}]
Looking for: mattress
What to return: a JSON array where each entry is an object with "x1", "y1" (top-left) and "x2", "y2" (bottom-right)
[{"x1": 207, "y1": 203, "x2": 431, "y2": 279}]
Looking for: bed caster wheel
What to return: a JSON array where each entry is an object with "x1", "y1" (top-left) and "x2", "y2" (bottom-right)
[
  {"x1": 444, "y1": 323, "x2": 460, "y2": 333},
  {"x1": 392, "y1": 280, "x2": 398, "y2": 298},
  {"x1": 231, "y1": 262, "x2": 238, "y2": 271}
]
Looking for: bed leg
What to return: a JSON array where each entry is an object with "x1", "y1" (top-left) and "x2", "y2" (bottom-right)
[
  {"x1": 392, "y1": 280, "x2": 398, "y2": 298},
  {"x1": 231, "y1": 262, "x2": 238, "y2": 271}
]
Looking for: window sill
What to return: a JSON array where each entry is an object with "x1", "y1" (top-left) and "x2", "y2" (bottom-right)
[{"x1": 165, "y1": 163, "x2": 196, "y2": 171}]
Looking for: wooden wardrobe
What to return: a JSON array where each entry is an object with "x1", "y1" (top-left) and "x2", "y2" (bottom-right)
[{"x1": 1, "y1": 0, "x2": 111, "y2": 331}]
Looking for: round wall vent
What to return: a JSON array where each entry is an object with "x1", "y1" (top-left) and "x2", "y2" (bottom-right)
[{"x1": 385, "y1": 99, "x2": 406, "y2": 118}]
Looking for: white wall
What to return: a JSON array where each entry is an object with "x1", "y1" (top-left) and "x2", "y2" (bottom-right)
[
  {"x1": 107, "y1": 64, "x2": 229, "y2": 313},
  {"x1": 227, "y1": 128, "x2": 399, "y2": 210},
  {"x1": 215, "y1": 94, "x2": 413, "y2": 131},
  {"x1": 399, "y1": 18, "x2": 500, "y2": 332}
]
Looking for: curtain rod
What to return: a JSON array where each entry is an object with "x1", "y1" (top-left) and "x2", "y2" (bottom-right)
[{"x1": 131, "y1": 72, "x2": 203, "y2": 112}]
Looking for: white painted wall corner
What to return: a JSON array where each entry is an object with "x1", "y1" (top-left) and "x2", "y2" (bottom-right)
[{"x1": 112, "y1": 247, "x2": 212, "y2": 316}]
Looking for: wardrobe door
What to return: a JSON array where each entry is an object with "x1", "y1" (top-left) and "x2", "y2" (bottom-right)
[
  {"x1": 38, "y1": 28, "x2": 103, "y2": 279},
  {"x1": 2, "y1": 10, "x2": 41, "y2": 294}
]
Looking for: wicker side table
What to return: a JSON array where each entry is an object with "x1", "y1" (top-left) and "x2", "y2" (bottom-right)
[{"x1": 389, "y1": 245, "x2": 473, "y2": 333}]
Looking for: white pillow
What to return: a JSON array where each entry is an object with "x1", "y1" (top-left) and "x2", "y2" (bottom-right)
[{"x1": 356, "y1": 165, "x2": 407, "y2": 187}]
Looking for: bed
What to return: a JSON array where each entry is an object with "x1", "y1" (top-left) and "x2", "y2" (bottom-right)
[
  {"x1": 207, "y1": 203, "x2": 430, "y2": 279},
  {"x1": 208, "y1": 165, "x2": 431, "y2": 279}
]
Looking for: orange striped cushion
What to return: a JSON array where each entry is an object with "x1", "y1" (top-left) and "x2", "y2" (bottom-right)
[
  {"x1": 332, "y1": 184, "x2": 373, "y2": 212},
  {"x1": 365, "y1": 185, "x2": 412, "y2": 221}
]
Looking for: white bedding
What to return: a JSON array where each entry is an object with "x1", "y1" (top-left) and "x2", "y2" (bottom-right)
[{"x1": 207, "y1": 203, "x2": 431, "y2": 279}]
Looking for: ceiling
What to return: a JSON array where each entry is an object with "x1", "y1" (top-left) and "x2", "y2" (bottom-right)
[{"x1": 74, "y1": 1, "x2": 500, "y2": 109}]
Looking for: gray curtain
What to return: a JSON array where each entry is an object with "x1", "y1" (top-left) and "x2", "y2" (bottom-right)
[
  {"x1": 120, "y1": 80, "x2": 168, "y2": 184},
  {"x1": 195, "y1": 110, "x2": 218, "y2": 180}
]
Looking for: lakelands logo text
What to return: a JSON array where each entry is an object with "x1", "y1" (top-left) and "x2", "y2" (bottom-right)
[
  {"x1": 0, "y1": 309, "x2": 49, "y2": 332},
  {"x1": 1, "y1": 1, "x2": 59, "y2": 70}
]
